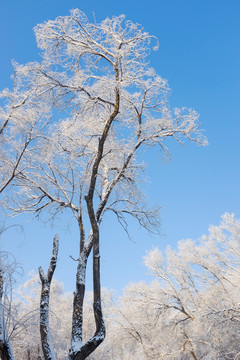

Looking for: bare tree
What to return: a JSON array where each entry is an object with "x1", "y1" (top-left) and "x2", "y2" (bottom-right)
[{"x1": 1, "y1": 10, "x2": 206, "y2": 359}]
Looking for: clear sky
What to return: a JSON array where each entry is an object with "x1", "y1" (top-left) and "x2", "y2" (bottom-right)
[{"x1": 1, "y1": 0, "x2": 240, "y2": 294}]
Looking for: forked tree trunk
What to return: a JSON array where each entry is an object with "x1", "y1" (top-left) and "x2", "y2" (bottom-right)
[
  {"x1": 68, "y1": 230, "x2": 105, "y2": 360},
  {"x1": 39, "y1": 231, "x2": 105, "y2": 360}
]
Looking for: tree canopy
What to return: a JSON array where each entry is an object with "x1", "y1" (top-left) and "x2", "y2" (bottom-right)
[{"x1": 0, "y1": 9, "x2": 206, "y2": 359}]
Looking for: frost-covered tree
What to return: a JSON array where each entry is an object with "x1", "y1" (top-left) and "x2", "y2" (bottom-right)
[
  {"x1": 1, "y1": 9, "x2": 206, "y2": 359},
  {"x1": 7, "y1": 215, "x2": 240, "y2": 359},
  {"x1": 0, "y1": 73, "x2": 51, "y2": 358},
  {"x1": 0, "y1": 66, "x2": 51, "y2": 196},
  {"x1": 0, "y1": 63, "x2": 51, "y2": 358},
  {"x1": 95, "y1": 214, "x2": 240, "y2": 359},
  {"x1": 138, "y1": 213, "x2": 240, "y2": 359},
  {"x1": 0, "y1": 251, "x2": 21, "y2": 360}
]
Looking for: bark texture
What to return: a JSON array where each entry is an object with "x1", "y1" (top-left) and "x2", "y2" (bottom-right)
[{"x1": 39, "y1": 235, "x2": 59, "y2": 360}]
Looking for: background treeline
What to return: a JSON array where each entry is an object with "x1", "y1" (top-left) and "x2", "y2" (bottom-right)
[{"x1": 4, "y1": 213, "x2": 240, "y2": 359}]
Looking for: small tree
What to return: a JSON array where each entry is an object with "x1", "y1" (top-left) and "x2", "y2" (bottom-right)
[{"x1": 1, "y1": 10, "x2": 206, "y2": 359}]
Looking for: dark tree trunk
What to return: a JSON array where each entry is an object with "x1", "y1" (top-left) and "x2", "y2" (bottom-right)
[
  {"x1": 39, "y1": 235, "x2": 59, "y2": 360},
  {"x1": 68, "y1": 233, "x2": 105, "y2": 360},
  {"x1": 0, "y1": 343, "x2": 14, "y2": 360},
  {"x1": 0, "y1": 269, "x2": 14, "y2": 360}
]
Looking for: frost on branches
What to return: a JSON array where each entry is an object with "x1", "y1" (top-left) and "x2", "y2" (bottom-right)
[
  {"x1": 5, "y1": 214, "x2": 240, "y2": 359},
  {"x1": 0, "y1": 9, "x2": 206, "y2": 360},
  {"x1": 127, "y1": 213, "x2": 240, "y2": 359}
]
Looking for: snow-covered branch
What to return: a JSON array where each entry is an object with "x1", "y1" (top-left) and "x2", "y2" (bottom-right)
[{"x1": 38, "y1": 235, "x2": 59, "y2": 360}]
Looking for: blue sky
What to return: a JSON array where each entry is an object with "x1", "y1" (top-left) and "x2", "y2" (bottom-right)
[{"x1": 1, "y1": 0, "x2": 240, "y2": 294}]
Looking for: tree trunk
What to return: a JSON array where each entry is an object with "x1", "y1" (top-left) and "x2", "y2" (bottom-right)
[
  {"x1": 68, "y1": 234, "x2": 105, "y2": 360},
  {"x1": 39, "y1": 235, "x2": 59, "y2": 360},
  {"x1": 0, "y1": 269, "x2": 14, "y2": 360},
  {"x1": 0, "y1": 343, "x2": 14, "y2": 360}
]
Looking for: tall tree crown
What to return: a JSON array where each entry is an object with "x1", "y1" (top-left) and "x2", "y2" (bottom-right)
[{"x1": 1, "y1": 9, "x2": 206, "y2": 230}]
